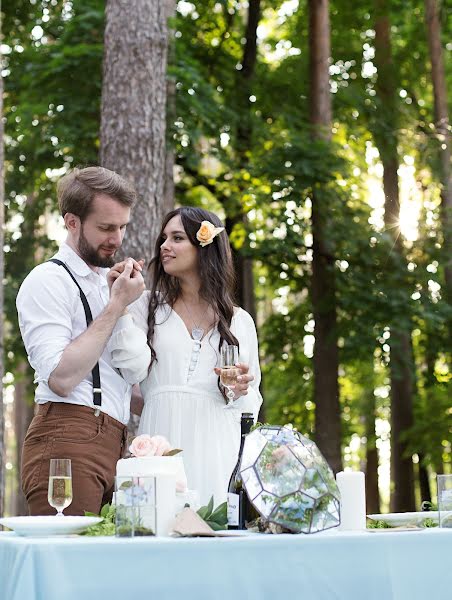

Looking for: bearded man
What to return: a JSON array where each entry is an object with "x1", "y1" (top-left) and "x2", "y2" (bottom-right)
[{"x1": 16, "y1": 166, "x2": 145, "y2": 516}]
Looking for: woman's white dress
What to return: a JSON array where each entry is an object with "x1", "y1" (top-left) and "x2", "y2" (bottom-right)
[{"x1": 108, "y1": 291, "x2": 263, "y2": 506}]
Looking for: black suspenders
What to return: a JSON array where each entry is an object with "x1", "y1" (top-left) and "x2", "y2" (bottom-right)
[{"x1": 49, "y1": 259, "x2": 102, "y2": 415}]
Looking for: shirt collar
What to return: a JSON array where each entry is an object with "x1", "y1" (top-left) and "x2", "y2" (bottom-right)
[{"x1": 56, "y1": 242, "x2": 109, "y2": 284}]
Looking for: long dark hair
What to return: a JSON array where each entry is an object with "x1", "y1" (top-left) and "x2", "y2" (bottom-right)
[{"x1": 147, "y1": 206, "x2": 239, "y2": 365}]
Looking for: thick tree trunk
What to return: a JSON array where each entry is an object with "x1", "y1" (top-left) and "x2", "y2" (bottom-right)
[
  {"x1": 424, "y1": 0, "x2": 452, "y2": 320},
  {"x1": 0, "y1": 49, "x2": 4, "y2": 518},
  {"x1": 374, "y1": 1, "x2": 415, "y2": 511},
  {"x1": 100, "y1": 0, "x2": 170, "y2": 263},
  {"x1": 13, "y1": 364, "x2": 35, "y2": 516},
  {"x1": 308, "y1": 0, "x2": 342, "y2": 474}
]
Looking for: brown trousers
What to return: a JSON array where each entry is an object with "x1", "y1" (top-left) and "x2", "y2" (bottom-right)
[{"x1": 21, "y1": 402, "x2": 127, "y2": 516}]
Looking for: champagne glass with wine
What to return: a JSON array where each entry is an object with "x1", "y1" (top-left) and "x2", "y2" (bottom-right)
[
  {"x1": 220, "y1": 345, "x2": 239, "y2": 407},
  {"x1": 48, "y1": 458, "x2": 73, "y2": 516}
]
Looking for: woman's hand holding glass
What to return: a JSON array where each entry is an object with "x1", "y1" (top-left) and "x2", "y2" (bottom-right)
[{"x1": 216, "y1": 348, "x2": 254, "y2": 407}]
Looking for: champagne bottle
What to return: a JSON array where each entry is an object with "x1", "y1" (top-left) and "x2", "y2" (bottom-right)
[{"x1": 227, "y1": 412, "x2": 259, "y2": 530}]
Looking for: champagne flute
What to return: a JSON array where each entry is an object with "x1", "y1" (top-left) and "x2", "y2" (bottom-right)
[
  {"x1": 220, "y1": 345, "x2": 239, "y2": 407},
  {"x1": 48, "y1": 458, "x2": 73, "y2": 516}
]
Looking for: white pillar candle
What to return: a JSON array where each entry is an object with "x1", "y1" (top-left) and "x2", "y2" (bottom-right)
[{"x1": 336, "y1": 471, "x2": 366, "y2": 531}]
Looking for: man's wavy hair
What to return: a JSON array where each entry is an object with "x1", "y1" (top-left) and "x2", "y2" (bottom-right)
[
  {"x1": 146, "y1": 206, "x2": 238, "y2": 365},
  {"x1": 57, "y1": 166, "x2": 136, "y2": 222}
]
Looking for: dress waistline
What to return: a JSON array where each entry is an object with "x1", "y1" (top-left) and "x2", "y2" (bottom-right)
[{"x1": 146, "y1": 385, "x2": 223, "y2": 402}]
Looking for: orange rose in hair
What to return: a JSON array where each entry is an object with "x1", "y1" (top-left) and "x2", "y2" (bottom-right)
[{"x1": 196, "y1": 220, "x2": 225, "y2": 247}]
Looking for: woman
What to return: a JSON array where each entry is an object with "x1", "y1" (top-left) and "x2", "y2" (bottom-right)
[{"x1": 108, "y1": 207, "x2": 263, "y2": 505}]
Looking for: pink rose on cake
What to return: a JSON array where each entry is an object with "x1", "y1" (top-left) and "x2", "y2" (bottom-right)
[
  {"x1": 129, "y1": 434, "x2": 154, "y2": 457},
  {"x1": 127, "y1": 434, "x2": 187, "y2": 492},
  {"x1": 129, "y1": 434, "x2": 176, "y2": 457}
]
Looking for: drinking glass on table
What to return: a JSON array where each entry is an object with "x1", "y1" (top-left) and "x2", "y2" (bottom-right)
[
  {"x1": 220, "y1": 345, "x2": 239, "y2": 407},
  {"x1": 48, "y1": 459, "x2": 73, "y2": 516}
]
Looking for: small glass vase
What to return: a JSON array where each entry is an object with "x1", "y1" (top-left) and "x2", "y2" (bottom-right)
[{"x1": 114, "y1": 476, "x2": 157, "y2": 537}]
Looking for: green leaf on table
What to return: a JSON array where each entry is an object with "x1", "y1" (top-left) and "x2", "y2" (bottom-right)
[
  {"x1": 197, "y1": 505, "x2": 209, "y2": 520},
  {"x1": 82, "y1": 503, "x2": 116, "y2": 536},
  {"x1": 197, "y1": 495, "x2": 215, "y2": 520},
  {"x1": 366, "y1": 519, "x2": 392, "y2": 529},
  {"x1": 210, "y1": 502, "x2": 227, "y2": 524},
  {"x1": 197, "y1": 499, "x2": 228, "y2": 531},
  {"x1": 205, "y1": 495, "x2": 214, "y2": 517},
  {"x1": 100, "y1": 503, "x2": 113, "y2": 519},
  {"x1": 207, "y1": 521, "x2": 223, "y2": 531}
]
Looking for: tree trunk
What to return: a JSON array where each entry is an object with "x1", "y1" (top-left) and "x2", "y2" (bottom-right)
[
  {"x1": 0, "y1": 44, "x2": 4, "y2": 518},
  {"x1": 308, "y1": 0, "x2": 342, "y2": 474},
  {"x1": 424, "y1": 0, "x2": 452, "y2": 327},
  {"x1": 100, "y1": 0, "x2": 170, "y2": 264},
  {"x1": 388, "y1": 332, "x2": 415, "y2": 510},
  {"x1": 364, "y1": 389, "x2": 380, "y2": 514},
  {"x1": 229, "y1": 0, "x2": 260, "y2": 321},
  {"x1": 418, "y1": 453, "x2": 432, "y2": 505},
  {"x1": 13, "y1": 363, "x2": 35, "y2": 516},
  {"x1": 163, "y1": 0, "x2": 176, "y2": 215},
  {"x1": 374, "y1": 0, "x2": 415, "y2": 511}
]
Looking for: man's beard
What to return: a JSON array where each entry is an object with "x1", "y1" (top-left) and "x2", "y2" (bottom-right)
[{"x1": 78, "y1": 227, "x2": 117, "y2": 268}]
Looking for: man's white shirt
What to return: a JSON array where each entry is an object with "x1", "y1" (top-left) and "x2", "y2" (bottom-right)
[{"x1": 16, "y1": 242, "x2": 132, "y2": 424}]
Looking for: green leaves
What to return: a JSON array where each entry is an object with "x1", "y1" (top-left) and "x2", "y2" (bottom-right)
[
  {"x1": 197, "y1": 496, "x2": 228, "y2": 531},
  {"x1": 82, "y1": 503, "x2": 116, "y2": 536}
]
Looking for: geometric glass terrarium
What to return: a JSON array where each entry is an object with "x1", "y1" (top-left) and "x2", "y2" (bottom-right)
[
  {"x1": 115, "y1": 476, "x2": 156, "y2": 537},
  {"x1": 240, "y1": 425, "x2": 340, "y2": 534}
]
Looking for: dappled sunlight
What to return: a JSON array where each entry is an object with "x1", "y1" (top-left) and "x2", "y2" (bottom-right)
[{"x1": 365, "y1": 144, "x2": 422, "y2": 242}]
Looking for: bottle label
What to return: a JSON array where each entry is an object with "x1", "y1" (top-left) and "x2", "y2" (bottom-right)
[{"x1": 227, "y1": 492, "x2": 239, "y2": 526}]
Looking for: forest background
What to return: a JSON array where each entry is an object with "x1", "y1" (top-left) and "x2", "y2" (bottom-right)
[{"x1": 0, "y1": 0, "x2": 451, "y2": 518}]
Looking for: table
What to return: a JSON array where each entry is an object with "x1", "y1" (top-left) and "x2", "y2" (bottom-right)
[{"x1": 1, "y1": 528, "x2": 450, "y2": 600}]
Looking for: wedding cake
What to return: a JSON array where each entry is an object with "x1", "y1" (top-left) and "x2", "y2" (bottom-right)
[
  {"x1": 116, "y1": 455, "x2": 187, "y2": 489},
  {"x1": 115, "y1": 435, "x2": 199, "y2": 535}
]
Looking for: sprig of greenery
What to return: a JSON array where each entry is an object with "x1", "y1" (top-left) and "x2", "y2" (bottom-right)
[
  {"x1": 366, "y1": 517, "x2": 438, "y2": 529},
  {"x1": 367, "y1": 519, "x2": 392, "y2": 528},
  {"x1": 422, "y1": 518, "x2": 438, "y2": 528},
  {"x1": 197, "y1": 496, "x2": 228, "y2": 531},
  {"x1": 82, "y1": 503, "x2": 116, "y2": 536},
  {"x1": 250, "y1": 421, "x2": 271, "y2": 432}
]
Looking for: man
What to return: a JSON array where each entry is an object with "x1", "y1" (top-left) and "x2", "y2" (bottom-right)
[{"x1": 16, "y1": 166, "x2": 145, "y2": 516}]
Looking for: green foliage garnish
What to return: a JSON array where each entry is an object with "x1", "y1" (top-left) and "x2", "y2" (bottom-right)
[
  {"x1": 83, "y1": 503, "x2": 116, "y2": 536},
  {"x1": 367, "y1": 519, "x2": 392, "y2": 528},
  {"x1": 367, "y1": 516, "x2": 438, "y2": 529},
  {"x1": 197, "y1": 496, "x2": 228, "y2": 531},
  {"x1": 250, "y1": 421, "x2": 271, "y2": 432},
  {"x1": 422, "y1": 518, "x2": 438, "y2": 528}
]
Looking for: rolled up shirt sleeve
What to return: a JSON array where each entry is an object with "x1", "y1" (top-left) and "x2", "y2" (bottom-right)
[
  {"x1": 108, "y1": 292, "x2": 152, "y2": 384},
  {"x1": 16, "y1": 266, "x2": 76, "y2": 385}
]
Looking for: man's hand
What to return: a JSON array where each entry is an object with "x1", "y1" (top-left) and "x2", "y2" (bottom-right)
[
  {"x1": 214, "y1": 362, "x2": 254, "y2": 401},
  {"x1": 107, "y1": 258, "x2": 144, "y2": 292},
  {"x1": 109, "y1": 259, "x2": 145, "y2": 310}
]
